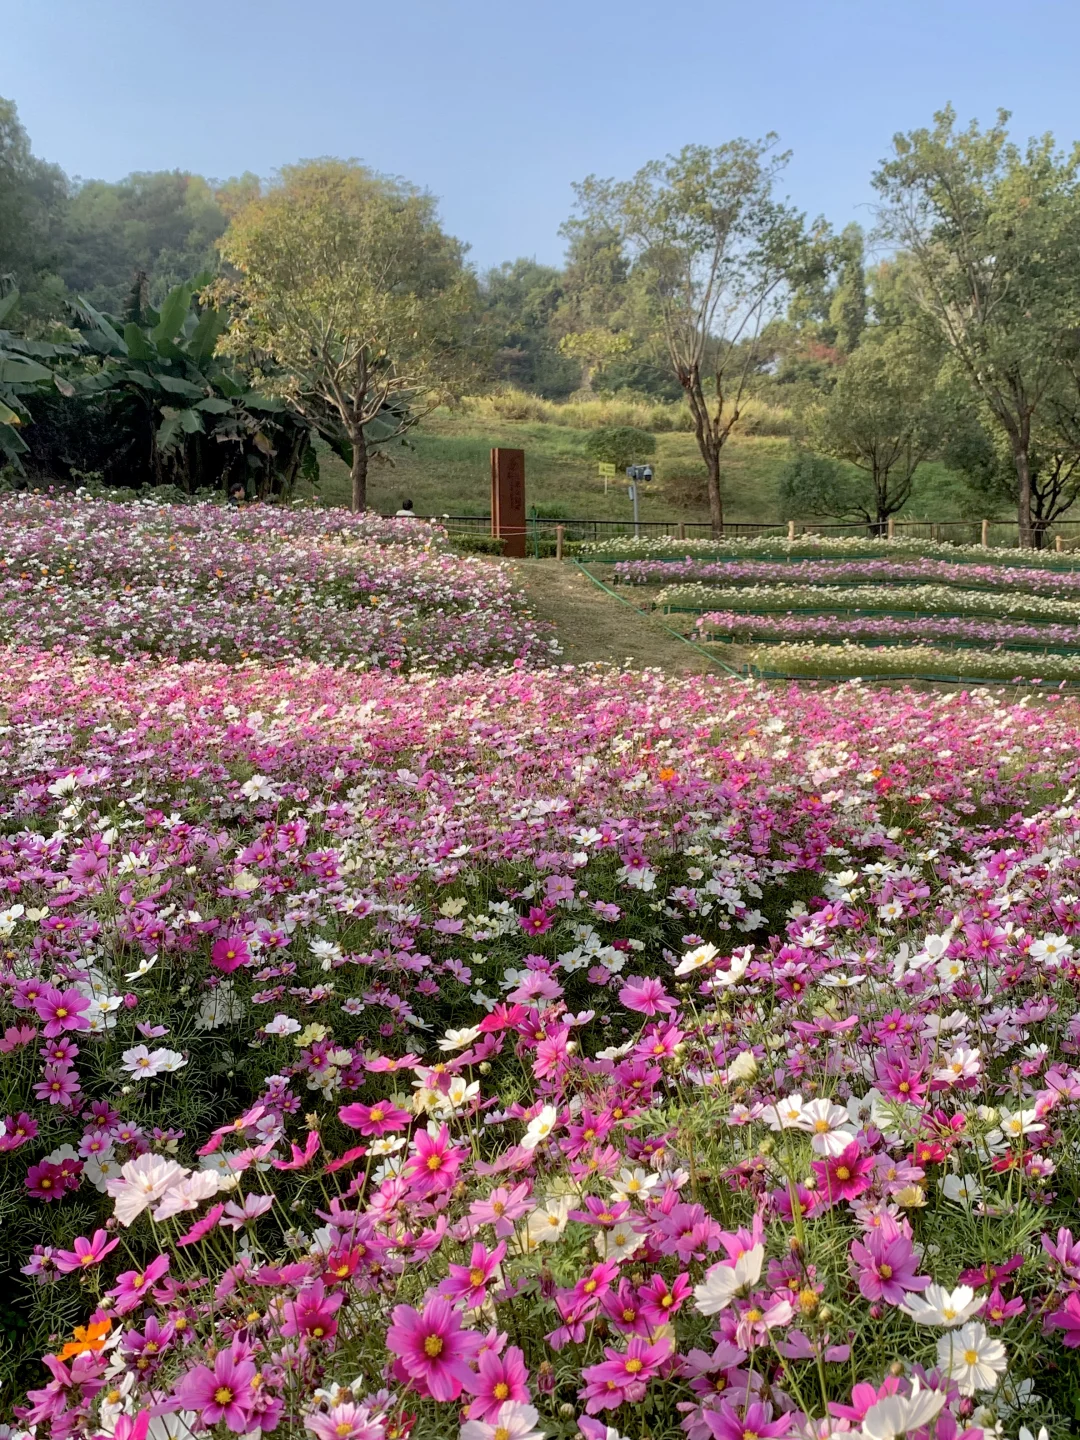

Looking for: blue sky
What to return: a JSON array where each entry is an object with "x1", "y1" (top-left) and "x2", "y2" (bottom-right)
[{"x1": 4, "y1": 0, "x2": 1080, "y2": 271}]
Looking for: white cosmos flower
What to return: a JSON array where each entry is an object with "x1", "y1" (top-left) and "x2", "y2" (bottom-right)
[
  {"x1": 438, "y1": 1024, "x2": 482, "y2": 1052},
  {"x1": 151, "y1": 1168, "x2": 221, "y2": 1220},
  {"x1": 594, "y1": 1222, "x2": 645, "y2": 1262},
  {"x1": 1028, "y1": 934, "x2": 1072, "y2": 964},
  {"x1": 694, "y1": 1243, "x2": 764, "y2": 1315},
  {"x1": 125, "y1": 955, "x2": 158, "y2": 980},
  {"x1": 937, "y1": 1321, "x2": 1007, "y2": 1394},
  {"x1": 524, "y1": 1196, "x2": 570, "y2": 1245},
  {"x1": 941, "y1": 1173, "x2": 982, "y2": 1205},
  {"x1": 901, "y1": 1283, "x2": 981, "y2": 1326},
  {"x1": 609, "y1": 1166, "x2": 660, "y2": 1201},
  {"x1": 674, "y1": 942, "x2": 718, "y2": 976},
  {"x1": 761, "y1": 1093, "x2": 807, "y2": 1130},
  {"x1": 859, "y1": 1380, "x2": 947, "y2": 1439},
  {"x1": 106, "y1": 1154, "x2": 189, "y2": 1225},
  {"x1": 798, "y1": 1097, "x2": 856, "y2": 1155},
  {"x1": 460, "y1": 1400, "x2": 546, "y2": 1440},
  {"x1": 521, "y1": 1104, "x2": 557, "y2": 1151},
  {"x1": 996, "y1": 1107, "x2": 1045, "y2": 1140}
]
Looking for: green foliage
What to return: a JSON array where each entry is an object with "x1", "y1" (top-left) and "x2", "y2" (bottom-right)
[
  {"x1": 61, "y1": 171, "x2": 230, "y2": 313},
  {"x1": 874, "y1": 104, "x2": 1080, "y2": 545},
  {"x1": 0, "y1": 97, "x2": 68, "y2": 324},
  {"x1": 777, "y1": 448, "x2": 853, "y2": 519},
  {"x1": 26, "y1": 282, "x2": 318, "y2": 495},
  {"x1": 217, "y1": 160, "x2": 478, "y2": 511},
  {"x1": 807, "y1": 329, "x2": 948, "y2": 524},
  {"x1": 0, "y1": 282, "x2": 79, "y2": 469},
  {"x1": 582, "y1": 425, "x2": 657, "y2": 470}
]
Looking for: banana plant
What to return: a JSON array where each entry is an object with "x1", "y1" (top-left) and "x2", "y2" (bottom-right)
[
  {"x1": 66, "y1": 277, "x2": 319, "y2": 497},
  {"x1": 0, "y1": 282, "x2": 78, "y2": 470}
]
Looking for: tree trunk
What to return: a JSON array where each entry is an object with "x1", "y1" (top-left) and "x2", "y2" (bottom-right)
[
  {"x1": 1014, "y1": 442, "x2": 1034, "y2": 548},
  {"x1": 350, "y1": 428, "x2": 368, "y2": 513},
  {"x1": 706, "y1": 450, "x2": 724, "y2": 536}
]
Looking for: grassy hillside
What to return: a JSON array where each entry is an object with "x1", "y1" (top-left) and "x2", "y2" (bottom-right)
[{"x1": 305, "y1": 401, "x2": 977, "y2": 524}]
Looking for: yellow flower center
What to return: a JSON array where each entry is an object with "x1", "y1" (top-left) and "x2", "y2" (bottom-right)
[
  {"x1": 493, "y1": 1382, "x2": 510, "y2": 1400},
  {"x1": 625, "y1": 1358, "x2": 644, "y2": 1374},
  {"x1": 469, "y1": 1269, "x2": 485, "y2": 1287},
  {"x1": 214, "y1": 1387, "x2": 234, "y2": 1406},
  {"x1": 423, "y1": 1335, "x2": 444, "y2": 1358}
]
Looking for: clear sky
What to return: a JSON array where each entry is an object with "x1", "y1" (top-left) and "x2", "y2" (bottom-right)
[{"x1": 4, "y1": 0, "x2": 1080, "y2": 272}]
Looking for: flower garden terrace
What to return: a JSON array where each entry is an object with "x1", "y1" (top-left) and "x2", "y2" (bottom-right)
[
  {"x1": 0, "y1": 496, "x2": 554, "y2": 669},
  {"x1": 5, "y1": 652, "x2": 1080, "y2": 1436}
]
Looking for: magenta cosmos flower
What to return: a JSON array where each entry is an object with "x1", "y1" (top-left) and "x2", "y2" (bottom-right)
[
  {"x1": 467, "y1": 1343, "x2": 530, "y2": 1421},
  {"x1": 404, "y1": 1124, "x2": 464, "y2": 1197},
  {"x1": 811, "y1": 1142, "x2": 875, "y2": 1205},
  {"x1": 338, "y1": 1098, "x2": 411, "y2": 1136},
  {"x1": 385, "y1": 1295, "x2": 483, "y2": 1401},
  {"x1": 849, "y1": 1225, "x2": 929, "y2": 1305},
  {"x1": 210, "y1": 935, "x2": 250, "y2": 973},
  {"x1": 618, "y1": 975, "x2": 677, "y2": 1017},
  {"x1": 172, "y1": 1347, "x2": 257, "y2": 1432},
  {"x1": 32, "y1": 986, "x2": 91, "y2": 1038},
  {"x1": 54, "y1": 1229, "x2": 120, "y2": 1274},
  {"x1": 579, "y1": 1335, "x2": 670, "y2": 1413},
  {"x1": 280, "y1": 1278, "x2": 343, "y2": 1342}
]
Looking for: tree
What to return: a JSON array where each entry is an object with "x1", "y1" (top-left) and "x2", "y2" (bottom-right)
[
  {"x1": 807, "y1": 330, "x2": 946, "y2": 530},
  {"x1": 477, "y1": 258, "x2": 575, "y2": 395},
  {"x1": 827, "y1": 223, "x2": 867, "y2": 354},
  {"x1": 582, "y1": 426, "x2": 656, "y2": 470},
  {"x1": 0, "y1": 96, "x2": 68, "y2": 322},
  {"x1": 568, "y1": 140, "x2": 811, "y2": 533},
  {"x1": 62, "y1": 171, "x2": 229, "y2": 313},
  {"x1": 217, "y1": 160, "x2": 476, "y2": 512},
  {"x1": 873, "y1": 106, "x2": 1080, "y2": 547},
  {"x1": 556, "y1": 327, "x2": 632, "y2": 391},
  {"x1": 777, "y1": 449, "x2": 855, "y2": 521}
]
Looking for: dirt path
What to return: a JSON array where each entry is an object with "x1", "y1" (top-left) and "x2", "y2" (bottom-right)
[{"x1": 509, "y1": 559, "x2": 729, "y2": 675}]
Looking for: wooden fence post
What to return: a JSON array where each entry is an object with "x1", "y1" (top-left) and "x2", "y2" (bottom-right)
[
  {"x1": 981, "y1": 519, "x2": 989, "y2": 548},
  {"x1": 1056, "y1": 533, "x2": 1064, "y2": 553},
  {"x1": 677, "y1": 522, "x2": 686, "y2": 541},
  {"x1": 787, "y1": 520, "x2": 795, "y2": 541},
  {"x1": 887, "y1": 517, "x2": 895, "y2": 540},
  {"x1": 555, "y1": 525, "x2": 564, "y2": 561}
]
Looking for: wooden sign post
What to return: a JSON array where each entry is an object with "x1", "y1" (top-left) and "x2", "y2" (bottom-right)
[{"x1": 491, "y1": 447, "x2": 526, "y2": 557}]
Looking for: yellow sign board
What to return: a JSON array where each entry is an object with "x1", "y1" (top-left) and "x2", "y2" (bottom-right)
[{"x1": 597, "y1": 463, "x2": 616, "y2": 477}]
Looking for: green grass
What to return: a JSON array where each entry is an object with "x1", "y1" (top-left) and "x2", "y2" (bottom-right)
[{"x1": 304, "y1": 408, "x2": 977, "y2": 524}]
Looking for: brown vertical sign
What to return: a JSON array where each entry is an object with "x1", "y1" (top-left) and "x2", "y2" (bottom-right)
[{"x1": 490, "y1": 447, "x2": 526, "y2": 557}]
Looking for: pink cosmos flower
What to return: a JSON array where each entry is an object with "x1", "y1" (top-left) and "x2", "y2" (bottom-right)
[
  {"x1": 404, "y1": 1124, "x2": 463, "y2": 1197},
  {"x1": 811, "y1": 1142, "x2": 875, "y2": 1205},
  {"x1": 849, "y1": 1223, "x2": 929, "y2": 1305},
  {"x1": 108, "y1": 1254, "x2": 170, "y2": 1314},
  {"x1": 0, "y1": 1111, "x2": 38, "y2": 1151},
  {"x1": 54, "y1": 1229, "x2": 121, "y2": 1274},
  {"x1": 177, "y1": 1203, "x2": 226, "y2": 1246},
  {"x1": 467, "y1": 1343, "x2": 531, "y2": 1421},
  {"x1": 637, "y1": 1271, "x2": 692, "y2": 1327},
  {"x1": 281, "y1": 1278, "x2": 344, "y2": 1342},
  {"x1": 32, "y1": 986, "x2": 91, "y2": 1038},
  {"x1": 579, "y1": 1335, "x2": 671, "y2": 1413},
  {"x1": 25, "y1": 1159, "x2": 80, "y2": 1201},
  {"x1": 338, "y1": 1099, "x2": 411, "y2": 1136},
  {"x1": 829, "y1": 1378, "x2": 902, "y2": 1422},
  {"x1": 385, "y1": 1295, "x2": 483, "y2": 1401},
  {"x1": 703, "y1": 1399, "x2": 793, "y2": 1440},
  {"x1": 1047, "y1": 1291, "x2": 1080, "y2": 1347},
  {"x1": 210, "y1": 935, "x2": 250, "y2": 973},
  {"x1": 304, "y1": 1402, "x2": 386, "y2": 1440},
  {"x1": 518, "y1": 906, "x2": 552, "y2": 936},
  {"x1": 618, "y1": 975, "x2": 677, "y2": 1016},
  {"x1": 440, "y1": 1241, "x2": 506, "y2": 1307},
  {"x1": 172, "y1": 1346, "x2": 257, "y2": 1431},
  {"x1": 468, "y1": 1183, "x2": 532, "y2": 1238}
]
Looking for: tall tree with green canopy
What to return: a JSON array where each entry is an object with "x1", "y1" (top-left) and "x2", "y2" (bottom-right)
[
  {"x1": 0, "y1": 96, "x2": 68, "y2": 322},
  {"x1": 828, "y1": 223, "x2": 867, "y2": 354},
  {"x1": 807, "y1": 329, "x2": 947, "y2": 530},
  {"x1": 568, "y1": 139, "x2": 812, "y2": 533},
  {"x1": 61, "y1": 171, "x2": 229, "y2": 313},
  {"x1": 217, "y1": 160, "x2": 476, "y2": 512},
  {"x1": 873, "y1": 105, "x2": 1080, "y2": 547}
]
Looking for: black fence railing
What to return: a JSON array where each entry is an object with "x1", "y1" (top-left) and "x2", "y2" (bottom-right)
[{"x1": 407, "y1": 514, "x2": 1080, "y2": 551}]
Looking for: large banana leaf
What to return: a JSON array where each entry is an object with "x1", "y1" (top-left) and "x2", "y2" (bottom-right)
[{"x1": 151, "y1": 283, "x2": 194, "y2": 345}]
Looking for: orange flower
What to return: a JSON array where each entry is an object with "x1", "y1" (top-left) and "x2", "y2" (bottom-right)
[
  {"x1": 658, "y1": 767, "x2": 676, "y2": 782},
  {"x1": 59, "y1": 1318, "x2": 111, "y2": 1359}
]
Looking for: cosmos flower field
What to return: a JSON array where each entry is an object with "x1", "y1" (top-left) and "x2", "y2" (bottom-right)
[{"x1": 3, "y1": 500, "x2": 1080, "y2": 1440}]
